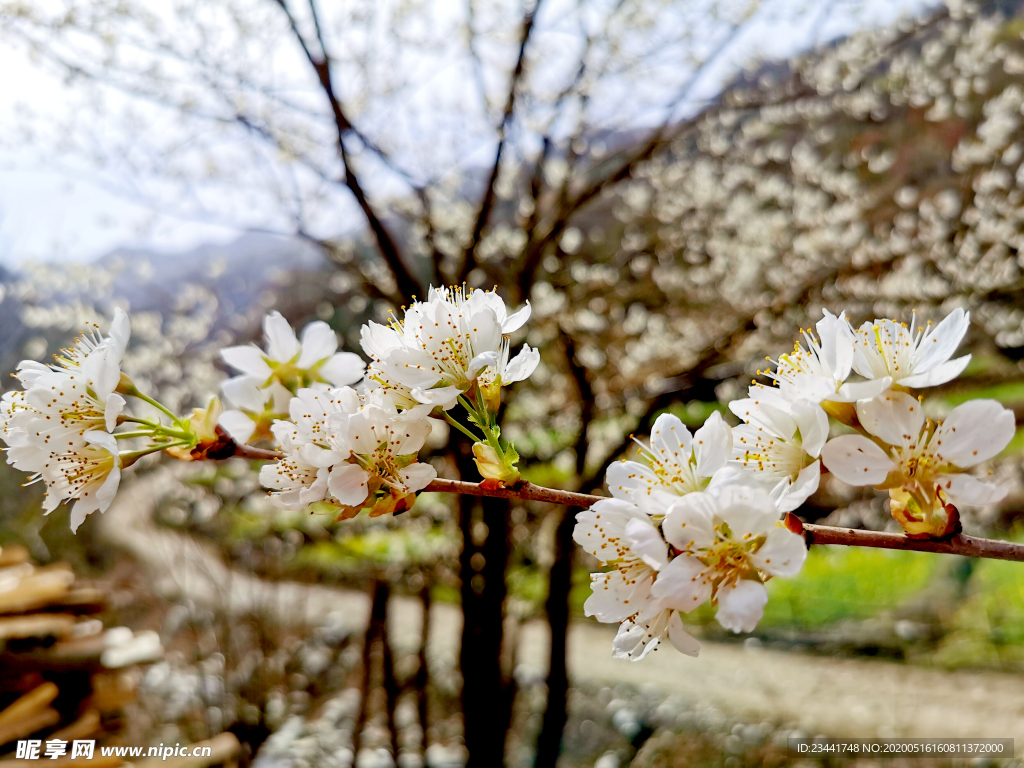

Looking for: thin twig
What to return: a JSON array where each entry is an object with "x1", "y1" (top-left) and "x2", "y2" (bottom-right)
[
  {"x1": 233, "y1": 447, "x2": 1024, "y2": 562},
  {"x1": 232, "y1": 444, "x2": 283, "y2": 461},
  {"x1": 460, "y1": 0, "x2": 544, "y2": 284},
  {"x1": 424, "y1": 478, "x2": 1024, "y2": 563}
]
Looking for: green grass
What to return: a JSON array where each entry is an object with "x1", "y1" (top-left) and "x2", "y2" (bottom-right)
[
  {"x1": 680, "y1": 545, "x2": 940, "y2": 629},
  {"x1": 932, "y1": 552, "x2": 1024, "y2": 668},
  {"x1": 759, "y1": 546, "x2": 938, "y2": 627},
  {"x1": 939, "y1": 380, "x2": 1024, "y2": 408}
]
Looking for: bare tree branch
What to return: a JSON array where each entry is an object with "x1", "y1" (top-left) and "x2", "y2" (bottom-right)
[
  {"x1": 273, "y1": 0, "x2": 423, "y2": 302},
  {"x1": 459, "y1": 0, "x2": 544, "y2": 285},
  {"x1": 424, "y1": 478, "x2": 1024, "y2": 563}
]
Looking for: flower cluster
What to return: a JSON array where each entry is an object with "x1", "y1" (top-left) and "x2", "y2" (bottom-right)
[
  {"x1": 577, "y1": 306, "x2": 1013, "y2": 661},
  {"x1": 0, "y1": 310, "x2": 199, "y2": 531},
  {"x1": 219, "y1": 311, "x2": 365, "y2": 445},
  {"x1": 2, "y1": 291, "x2": 1013, "y2": 666},
  {"x1": 256, "y1": 286, "x2": 538, "y2": 517},
  {"x1": 576, "y1": 412, "x2": 808, "y2": 660},
  {"x1": 360, "y1": 286, "x2": 539, "y2": 484},
  {"x1": 259, "y1": 387, "x2": 436, "y2": 518}
]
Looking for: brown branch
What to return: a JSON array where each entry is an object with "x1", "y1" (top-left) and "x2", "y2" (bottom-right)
[
  {"x1": 229, "y1": 447, "x2": 1024, "y2": 562},
  {"x1": 426, "y1": 477, "x2": 600, "y2": 508},
  {"x1": 459, "y1": 0, "x2": 543, "y2": 285},
  {"x1": 273, "y1": 0, "x2": 422, "y2": 303},
  {"x1": 231, "y1": 444, "x2": 283, "y2": 461},
  {"x1": 423, "y1": 478, "x2": 1024, "y2": 563}
]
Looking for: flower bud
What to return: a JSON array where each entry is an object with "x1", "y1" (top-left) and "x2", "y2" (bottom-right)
[
  {"x1": 472, "y1": 442, "x2": 520, "y2": 485},
  {"x1": 888, "y1": 487, "x2": 961, "y2": 539}
]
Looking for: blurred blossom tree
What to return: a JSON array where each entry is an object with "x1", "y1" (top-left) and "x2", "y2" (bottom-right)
[{"x1": 9, "y1": 0, "x2": 1024, "y2": 764}]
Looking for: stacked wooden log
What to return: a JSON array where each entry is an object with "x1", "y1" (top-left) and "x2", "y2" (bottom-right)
[{"x1": 0, "y1": 545, "x2": 240, "y2": 766}]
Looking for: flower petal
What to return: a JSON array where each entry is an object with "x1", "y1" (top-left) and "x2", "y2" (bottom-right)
[
  {"x1": 221, "y1": 375, "x2": 266, "y2": 411},
  {"x1": 661, "y1": 493, "x2": 717, "y2": 551},
  {"x1": 913, "y1": 308, "x2": 969, "y2": 373},
  {"x1": 624, "y1": 518, "x2": 669, "y2": 571},
  {"x1": 649, "y1": 554, "x2": 712, "y2": 611},
  {"x1": 503, "y1": 344, "x2": 540, "y2": 383},
  {"x1": 820, "y1": 435, "x2": 894, "y2": 486},
  {"x1": 832, "y1": 376, "x2": 891, "y2": 403},
  {"x1": 856, "y1": 390, "x2": 925, "y2": 447},
  {"x1": 467, "y1": 351, "x2": 498, "y2": 380},
  {"x1": 502, "y1": 301, "x2": 532, "y2": 333},
  {"x1": 585, "y1": 563, "x2": 655, "y2": 623},
  {"x1": 749, "y1": 527, "x2": 807, "y2": 577},
  {"x1": 573, "y1": 498, "x2": 651, "y2": 561},
  {"x1": 775, "y1": 461, "x2": 820, "y2": 512},
  {"x1": 328, "y1": 463, "x2": 371, "y2": 506},
  {"x1": 694, "y1": 411, "x2": 732, "y2": 478},
  {"x1": 221, "y1": 345, "x2": 272, "y2": 379},
  {"x1": 399, "y1": 462, "x2": 437, "y2": 493},
  {"x1": 817, "y1": 309, "x2": 855, "y2": 381},
  {"x1": 297, "y1": 321, "x2": 339, "y2": 368},
  {"x1": 898, "y1": 355, "x2": 970, "y2": 388},
  {"x1": 941, "y1": 473, "x2": 1007, "y2": 507},
  {"x1": 715, "y1": 485, "x2": 779, "y2": 539},
  {"x1": 104, "y1": 393, "x2": 126, "y2": 433},
  {"x1": 410, "y1": 385, "x2": 461, "y2": 407},
  {"x1": 263, "y1": 311, "x2": 301, "y2": 362},
  {"x1": 668, "y1": 611, "x2": 701, "y2": 657},
  {"x1": 218, "y1": 409, "x2": 257, "y2": 445},
  {"x1": 716, "y1": 579, "x2": 768, "y2": 633},
  {"x1": 318, "y1": 352, "x2": 366, "y2": 387},
  {"x1": 791, "y1": 400, "x2": 829, "y2": 458},
  {"x1": 649, "y1": 413, "x2": 693, "y2": 464},
  {"x1": 932, "y1": 399, "x2": 1016, "y2": 467},
  {"x1": 107, "y1": 308, "x2": 131, "y2": 359}
]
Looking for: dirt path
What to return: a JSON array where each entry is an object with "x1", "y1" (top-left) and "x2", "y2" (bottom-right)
[{"x1": 100, "y1": 468, "x2": 1024, "y2": 753}]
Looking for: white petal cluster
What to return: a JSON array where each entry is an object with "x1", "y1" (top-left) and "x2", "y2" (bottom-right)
[
  {"x1": 0, "y1": 310, "x2": 131, "y2": 531},
  {"x1": 821, "y1": 392, "x2": 1013, "y2": 536},
  {"x1": 851, "y1": 309, "x2": 971, "y2": 389},
  {"x1": 729, "y1": 397, "x2": 828, "y2": 512},
  {"x1": 581, "y1": 305, "x2": 1010, "y2": 661},
  {"x1": 756, "y1": 306, "x2": 1009, "y2": 537},
  {"x1": 606, "y1": 412, "x2": 733, "y2": 510},
  {"x1": 578, "y1": 411, "x2": 807, "y2": 660},
  {"x1": 753, "y1": 310, "x2": 891, "y2": 407},
  {"x1": 219, "y1": 311, "x2": 365, "y2": 444},
  {"x1": 259, "y1": 386, "x2": 436, "y2": 517},
  {"x1": 360, "y1": 286, "x2": 537, "y2": 412},
  {"x1": 249, "y1": 285, "x2": 539, "y2": 516}
]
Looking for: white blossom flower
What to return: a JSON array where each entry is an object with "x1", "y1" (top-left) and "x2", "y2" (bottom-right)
[
  {"x1": 820, "y1": 391, "x2": 1013, "y2": 535},
  {"x1": 605, "y1": 412, "x2": 732, "y2": 513},
  {"x1": 219, "y1": 311, "x2": 365, "y2": 443},
  {"x1": 729, "y1": 398, "x2": 829, "y2": 512},
  {"x1": 327, "y1": 402, "x2": 436, "y2": 509},
  {"x1": 261, "y1": 386, "x2": 436, "y2": 517},
  {"x1": 654, "y1": 486, "x2": 807, "y2": 633},
  {"x1": 259, "y1": 421, "x2": 330, "y2": 511},
  {"x1": 477, "y1": 340, "x2": 540, "y2": 410},
  {"x1": 360, "y1": 285, "x2": 533, "y2": 408},
  {"x1": 852, "y1": 309, "x2": 971, "y2": 389},
  {"x1": 574, "y1": 497, "x2": 700, "y2": 660},
  {"x1": 40, "y1": 431, "x2": 122, "y2": 533},
  {"x1": 612, "y1": 604, "x2": 701, "y2": 661},
  {"x1": 757, "y1": 310, "x2": 890, "y2": 405},
  {"x1": 1, "y1": 310, "x2": 130, "y2": 509}
]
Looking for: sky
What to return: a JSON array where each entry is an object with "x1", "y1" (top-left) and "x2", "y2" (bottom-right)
[{"x1": 0, "y1": 0, "x2": 939, "y2": 268}]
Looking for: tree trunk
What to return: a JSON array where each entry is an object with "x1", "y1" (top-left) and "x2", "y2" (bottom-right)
[
  {"x1": 459, "y1": 468, "x2": 513, "y2": 767},
  {"x1": 534, "y1": 505, "x2": 576, "y2": 767}
]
